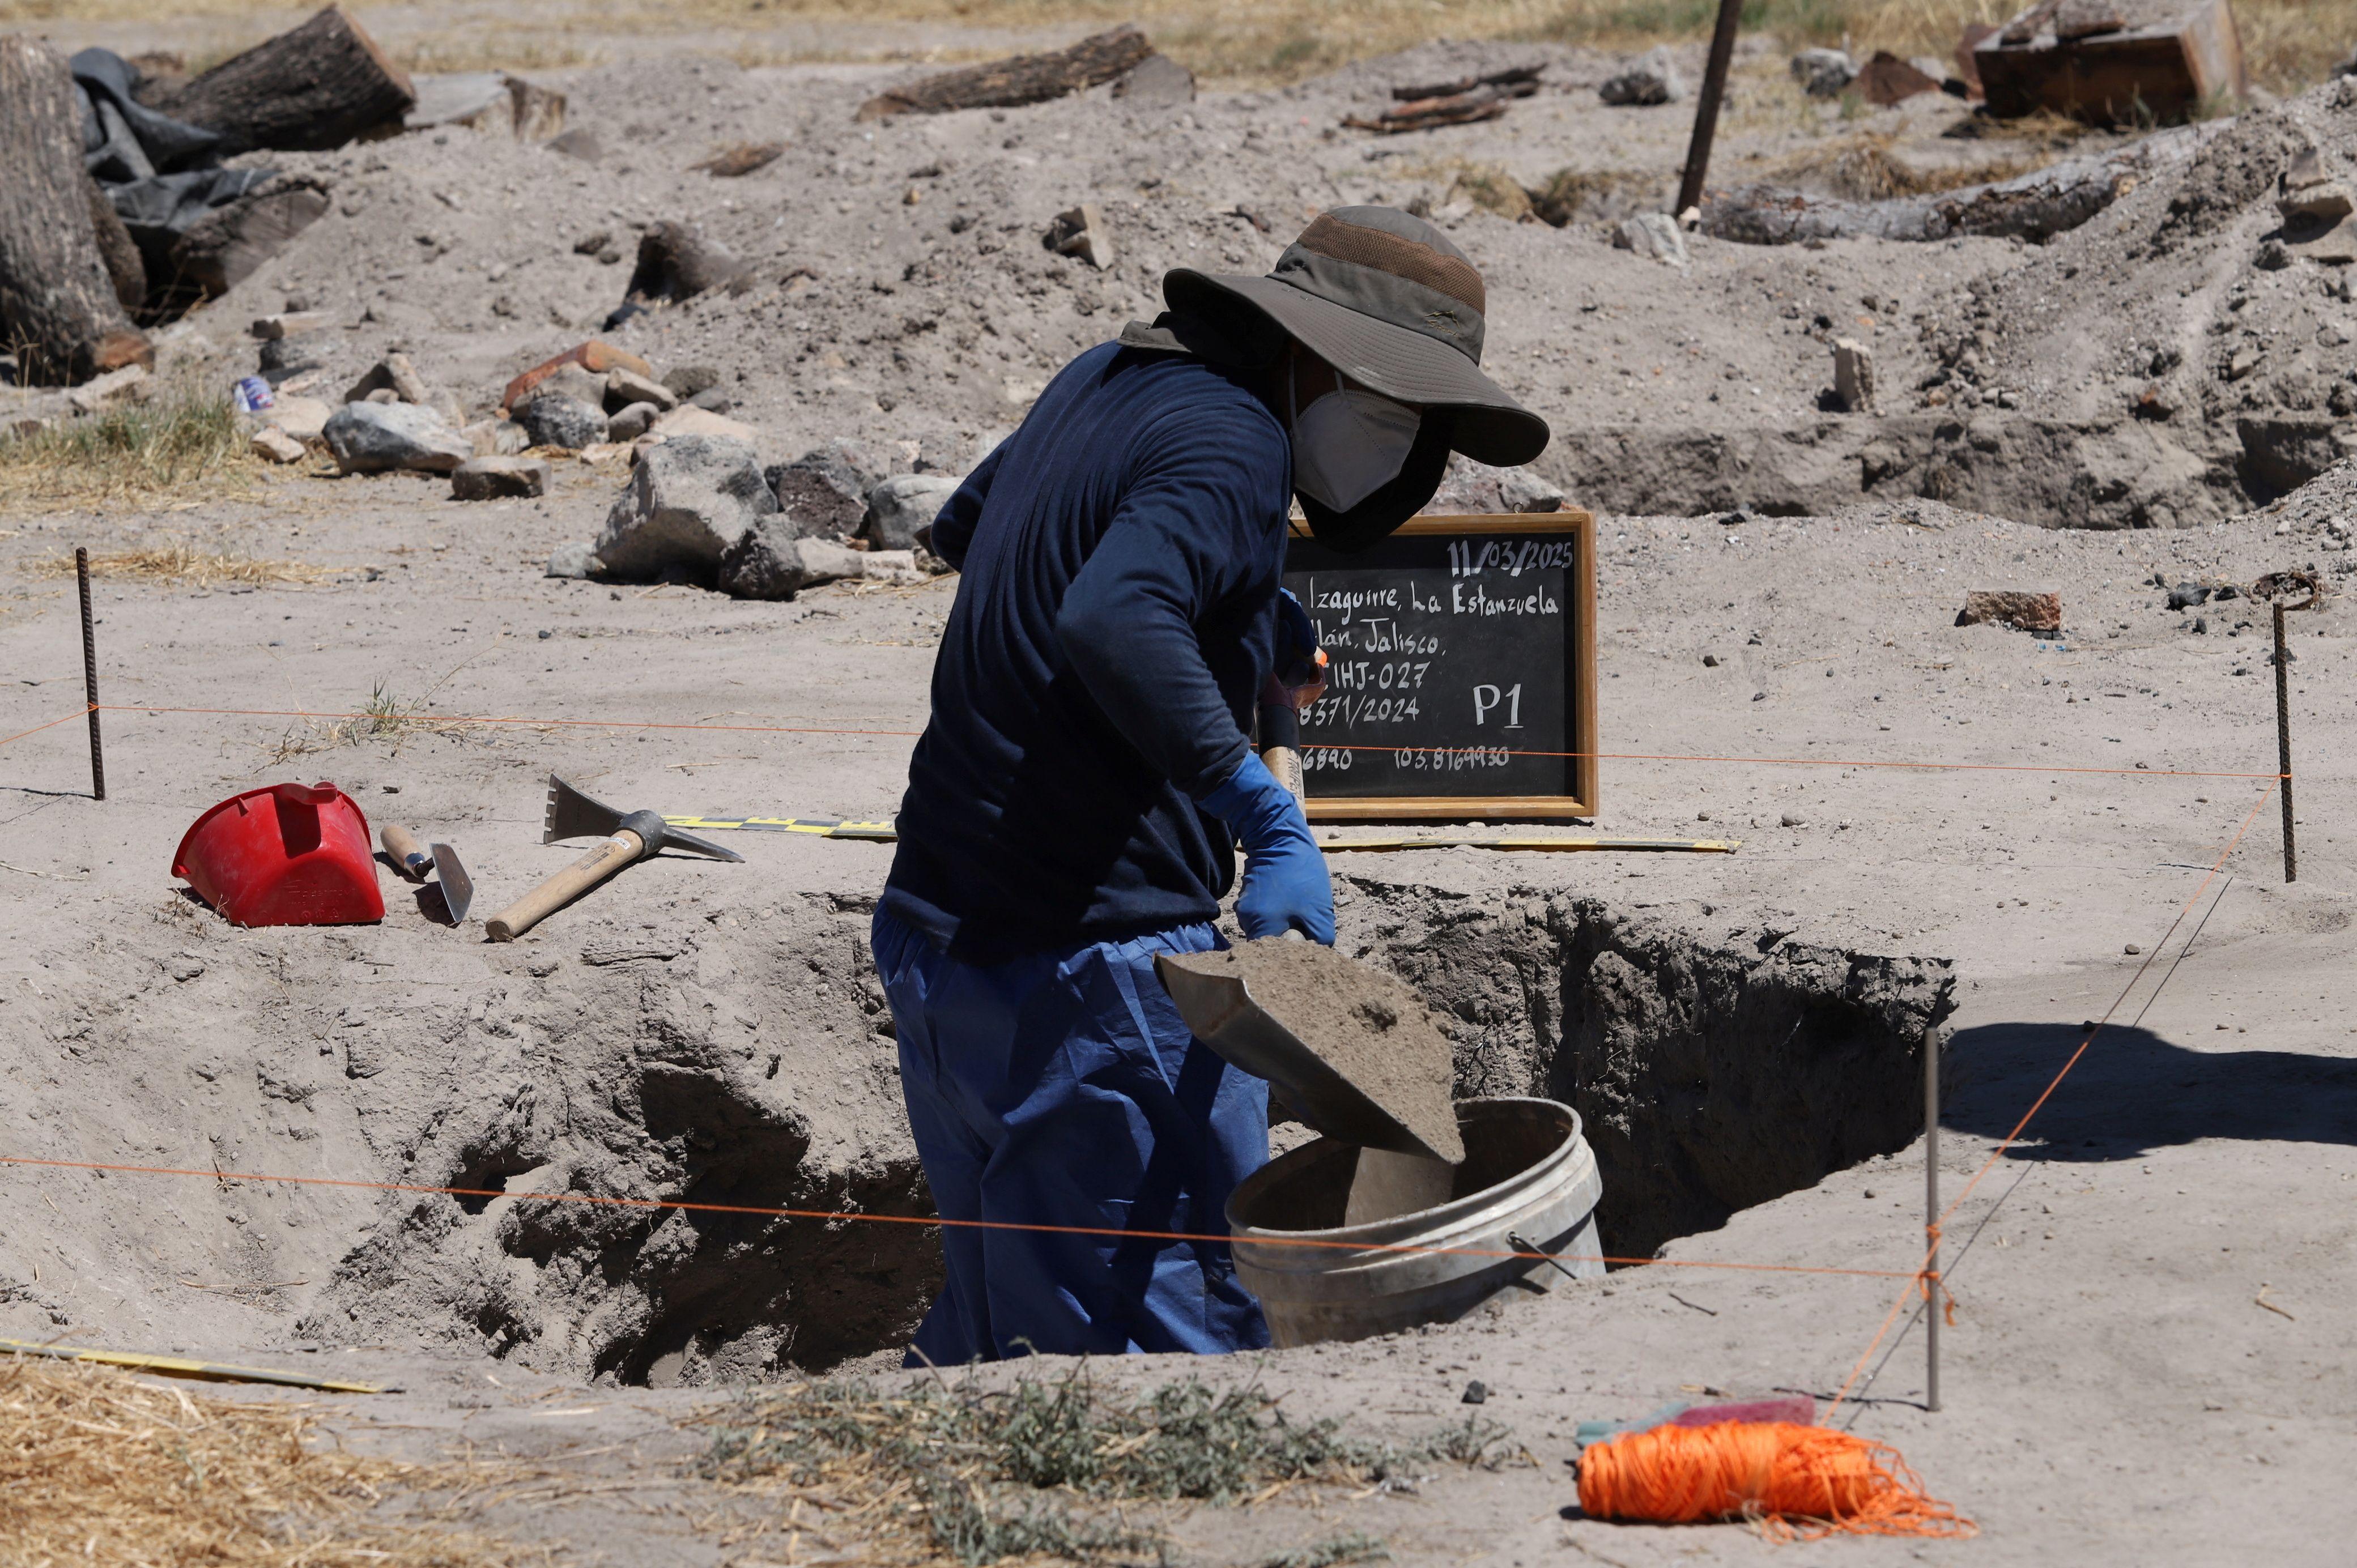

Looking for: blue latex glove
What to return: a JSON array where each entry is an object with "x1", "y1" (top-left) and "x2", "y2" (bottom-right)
[{"x1": 1198, "y1": 751, "x2": 1335, "y2": 944}]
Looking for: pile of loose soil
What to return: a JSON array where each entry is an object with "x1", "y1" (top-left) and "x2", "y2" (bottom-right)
[{"x1": 1175, "y1": 940, "x2": 1464, "y2": 1164}]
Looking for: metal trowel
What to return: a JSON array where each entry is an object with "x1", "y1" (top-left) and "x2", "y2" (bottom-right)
[{"x1": 380, "y1": 824, "x2": 474, "y2": 924}]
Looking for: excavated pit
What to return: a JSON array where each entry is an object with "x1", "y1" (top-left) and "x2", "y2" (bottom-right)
[
  {"x1": 287, "y1": 876, "x2": 1948, "y2": 1382},
  {"x1": 7, "y1": 871, "x2": 1943, "y2": 1386}
]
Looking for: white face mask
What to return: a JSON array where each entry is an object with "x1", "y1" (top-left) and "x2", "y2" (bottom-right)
[{"x1": 1288, "y1": 358, "x2": 1420, "y2": 513}]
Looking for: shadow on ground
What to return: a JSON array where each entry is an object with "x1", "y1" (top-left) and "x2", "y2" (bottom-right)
[{"x1": 1945, "y1": 1021, "x2": 2357, "y2": 1160}]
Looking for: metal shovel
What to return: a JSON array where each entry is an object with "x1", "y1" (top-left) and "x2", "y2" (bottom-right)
[{"x1": 1157, "y1": 948, "x2": 1465, "y2": 1224}]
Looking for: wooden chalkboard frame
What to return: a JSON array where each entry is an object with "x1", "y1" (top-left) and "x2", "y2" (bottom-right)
[{"x1": 1287, "y1": 510, "x2": 1598, "y2": 823}]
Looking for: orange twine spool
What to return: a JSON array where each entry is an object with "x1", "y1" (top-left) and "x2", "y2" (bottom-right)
[{"x1": 1577, "y1": 1422, "x2": 1976, "y2": 1540}]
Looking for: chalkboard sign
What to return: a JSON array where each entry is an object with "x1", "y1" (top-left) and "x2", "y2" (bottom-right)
[{"x1": 1284, "y1": 512, "x2": 1597, "y2": 821}]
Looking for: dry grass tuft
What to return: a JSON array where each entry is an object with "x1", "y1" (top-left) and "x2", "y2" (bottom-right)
[
  {"x1": 693, "y1": 1367, "x2": 1518, "y2": 1565},
  {"x1": 0, "y1": 389, "x2": 258, "y2": 513},
  {"x1": 0, "y1": 1356, "x2": 531, "y2": 1566},
  {"x1": 27, "y1": 540, "x2": 333, "y2": 589},
  {"x1": 267, "y1": 680, "x2": 478, "y2": 761}
]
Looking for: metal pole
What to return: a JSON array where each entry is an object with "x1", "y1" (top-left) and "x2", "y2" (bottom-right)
[
  {"x1": 1675, "y1": 0, "x2": 1747, "y2": 217},
  {"x1": 2274, "y1": 600, "x2": 2294, "y2": 884},
  {"x1": 1923, "y1": 1022, "x2": 1941, "y2": 1413},
  {"x1": 75, "y1": 546, "x2": 104, "y2": 802}
]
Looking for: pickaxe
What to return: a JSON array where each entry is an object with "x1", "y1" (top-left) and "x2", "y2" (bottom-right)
[{"x1": 484, "y1": 774, "x2": 742, "y2": 941}]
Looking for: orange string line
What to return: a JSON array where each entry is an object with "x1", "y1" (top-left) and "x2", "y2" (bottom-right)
[
  {"x1": 1826, "y1": 779, "x2": 2282, "y2": 1416},
  {"x1": 0, "y1": 702, "x2": 2286, "y2": 781},
  {"x1": 0, "y1": 1154, "x2": 1914, "y2": 1278},
  {"x1": 0, "y1": 709, "x2": 90, "y2": 749}
]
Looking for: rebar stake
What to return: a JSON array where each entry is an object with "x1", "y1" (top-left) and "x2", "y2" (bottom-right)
[
  {"x1": 75, "y1": 546, "x2": 104, "y2": 802},
  {"x1": 2274, "y1": 600, "x2": 2295, "y2": 884},
  {"x1": 1924, "y1": 1021, "x2": 1941, "y2": 1413},
  {"x1": 1675, "y1": 0, "x2": 1747, "y2": 216}
]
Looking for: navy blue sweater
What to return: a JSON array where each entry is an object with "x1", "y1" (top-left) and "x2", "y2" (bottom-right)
[{"x1": 882, "y1": 342, "x2": 1293, "y2": 961}]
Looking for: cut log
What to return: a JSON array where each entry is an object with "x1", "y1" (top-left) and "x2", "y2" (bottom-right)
[
  {"x1": 0, "y1": 37, "x2": 152, "y2": 384},
  {"x1": 1390, "y1": 64, "x2": 1543, "y2": 101},
  {"x1": 623, "y1": 220, "x2": 750, "y2": 305},
  {"x1": 83, "y1": 171, "x2": 147, "y2": 312},
  {"x1": 158, "y1": 6, "x2": 414, "y2": 154},
  {"x1": 1343, "y1": 79, "x2": 1530, "y2": 134},
  {"x1": 161, "y1": 174, "x2": 331, "y2": 301},
  {"x1": 1699, "y1": 123, "x2": 2205, "y2": 244},
  {"x1": 856, "y1": 25, "x2": 1153, "y2": 121}
]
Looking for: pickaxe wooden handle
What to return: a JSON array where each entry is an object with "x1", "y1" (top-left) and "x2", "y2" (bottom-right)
[{"x1": 485, "y1": 830, "x2": 645, "y2": 942}]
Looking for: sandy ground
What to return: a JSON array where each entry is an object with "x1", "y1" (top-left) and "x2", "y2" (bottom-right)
[{"x1": 3, "y1": 15, "x2": 2356, "y2": 1567}]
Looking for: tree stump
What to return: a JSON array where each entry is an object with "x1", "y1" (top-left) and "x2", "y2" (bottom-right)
[
  {"x1": 856, "y1": 25, "x2": 1154, "y2": 121},
  {"x1": 0, "y1": 37, "x2": 151, "y2": 384},
  {"x1": 83, "y1": 172, "x2": 147, "y2": 313},
  {"x1": 157, "y1": 5, "x2": 414, "y2": 154}
]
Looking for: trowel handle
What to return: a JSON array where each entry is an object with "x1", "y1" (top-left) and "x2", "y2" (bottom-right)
[
  {"x1": 380, "y1": 823, "x2": 433, "y2": 879},
  {"x1": 484, "y1": 830, "x2": 644, "y2": 943}
]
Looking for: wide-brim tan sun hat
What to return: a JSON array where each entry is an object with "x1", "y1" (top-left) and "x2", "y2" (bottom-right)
[{"x1": 1162, "y1": 205, "x2": 1550, "y2": 470}]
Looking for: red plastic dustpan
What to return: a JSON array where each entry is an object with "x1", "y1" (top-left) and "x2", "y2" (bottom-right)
[{"x1": 172, "y1": 781, "x2": 384, "y2": 926}]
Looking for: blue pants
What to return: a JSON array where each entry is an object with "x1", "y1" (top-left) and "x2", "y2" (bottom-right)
[{"x1": 871, "y1": 908, "x2": 1271, "y2": 1362}]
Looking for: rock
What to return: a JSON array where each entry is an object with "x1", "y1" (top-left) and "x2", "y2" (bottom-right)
[
  {"x1": 1497, "y1": 467, "x2": 1566, "y2": 513},
  {"x1": 364, "y1": 387, "x2": 401, "y2": 405},
  {"x1": 1599, "y1": 47, "x2": 1682, "y2": 106},
  {"x1": 1790, "y1": 48, "x2": 1856, "y2": 98},
  {"x1": 863, "y1": 473, "x2": 962, "y2": 550},
  {"x1": 452, "y1": 455, "x2": 551, "y2": 500},
  {"x1": 1613, "y1": 212, "x2": 1688, "y2": 266},
  {"x1": 594, "y1": 434, "x2": 777, "y2": 582},
  {"x1": 1857, "y1": 50, "x2": 1940, "y2": 106},
  {"x1": 250, "y1": 425, "x2": 305, "y2": 463},
  {"x1": 861, "y1": 549, "x2": 926, "y2": 585},
  {"x1": 502, "y1": 340, "x2": 654, "y2": 414},
  {"x1": 1045, "y1": 203, "x2": 1114, "y2": 269},
  {"x1": 405, "y1": 71, "x2": 566, "y2": 139},
  {"x1": 687, "y1": 386, "x2": 735, "y2": 414},
  {"x1": 1113, "y1": 52, "x2": 1195, "y2": 105},
  {"x1": 461, "y1": 417, "x2": 529, "y2": 457},
  {"x1": 604, "y1": 368, "x2": 678, "y2": 414},
  {"x1": 768, "y1": 445, "x2": 882, "y2": 541},
  {"x1": 647, "y1": 404, "x2": 755, "y2": 444},
  {"x1": 605, "y1": 401, "x2": 661, "y2": 441},
  {"x1": 715, "y1": 518, "x2": 867, "y2": 599},
  {"x1": 662, "y1": 365, "x2": 720, "y2": 400},
  {"x1": 527, "y1": 362, "x2": 609, "y2": 410},
  {"x1": 546, "y1": 540, "x2": 601, "y2": 578},
  {"x1": 516, "y1": 393, "x2": 605, "y2": 451},
  {"x1": 67, "y1": 364, "x2": 149, "y2": 415},
  {"x1": 2167, "y1": 583, "x2": 2211, "y2": 610},
  {"x1": 343, "y1": 352, "x2": 432, "y2": 406},
  {"x1": 264, "y1": 395, "x2": 331, "y2": 444},
  {"x1": 1833, "y1": 339, "x2": 1877, "y2": 413},
  {"x1": 324, "y1": 401, "x2": 472, "y2": 475},
  {"x1": 1419, "y1": 453, "x2": 1565, "y2": 515},
  {"x1": 2278, "y1": 149, "x2": 2355, "y2": 225},
  {"x1": 249, "y1": 310, "x2": 327, "y2": 340},
  {"x1": 2226, "y1": 346, "x2": 2263, "y2": 381},
  {"x1": 545, "y1": 126, "x2": 601, "y2": 161},
  {"x1": 1956, "y1": 590, "x2": 2061, "y2": 633}
]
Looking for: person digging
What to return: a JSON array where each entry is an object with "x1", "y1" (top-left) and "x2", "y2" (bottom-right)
[{"x1": 874, "y1": 206, "x2": 1551, "y2": 1362}]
